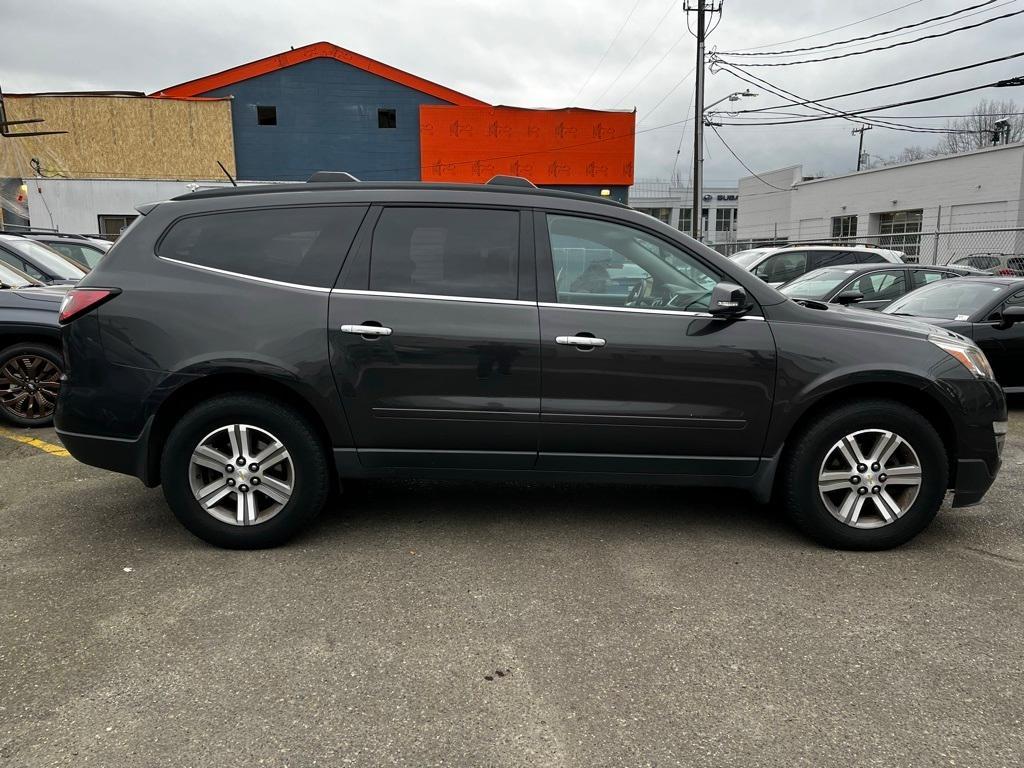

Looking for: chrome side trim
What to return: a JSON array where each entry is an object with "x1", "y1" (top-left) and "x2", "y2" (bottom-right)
[
  {"x1": 331, "y1": 288, "x2": 535, "y2": 306},
  {"x1": 538, "y1": 301, "x2": 765, "y2": 321},
  {"x1": 158, "y1": 257, "x2": 333, "y2": 293}
]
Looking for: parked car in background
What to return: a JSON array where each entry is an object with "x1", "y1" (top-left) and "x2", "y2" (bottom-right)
[
  {"x1": 21, "y1": 231, "x2": 111, "y2": 271},
  {"x1": 947, "y1": 253, "x2": 1024, "y2": 277},
  {"x1": 57, "y1": 177, "x2": 1007, "y2": 551},
  {"x1": 780, "y1": 263, "x2": 983, "y2": 310},
  {"x1": 881, "y1": 276, "x2": 1024, "y2": 391},
  {"x1": 0, "y1": 234, "x2": 87, "y2": 285},
  {"x1": 0, "y1": 261, "x2": 66, "y2": 426},
  {"x1": 733, "y1": 245, "x2": 904, "y2": 287}
]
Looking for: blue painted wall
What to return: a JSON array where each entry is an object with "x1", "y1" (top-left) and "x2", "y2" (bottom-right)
[{"x1": 200, "y1": 58, "x2": 451, "y2": 181}]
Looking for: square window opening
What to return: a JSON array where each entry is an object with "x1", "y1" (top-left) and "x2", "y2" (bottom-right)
[
  {"x1": 256, "y1": 105, "x2": 277, "y2": 126},
  {"x1": 378, "y1": 108, "x2": 397, "y2": 129}
]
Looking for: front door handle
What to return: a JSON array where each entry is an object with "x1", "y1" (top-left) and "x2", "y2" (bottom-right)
[
  {"x1": 556, "y1": 335, "x2": 606, "y2": 348},
  {"x1": 341, "y1": 324, "x2": 393, "y2": 337}
]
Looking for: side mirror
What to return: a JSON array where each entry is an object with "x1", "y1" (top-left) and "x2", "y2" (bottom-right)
[
  {"x1": 835, "y1": 290, "x2": 865, "y2": 306},
  {"x1": 708, "y1": 282, "x2": 750, "y2": 317},
  {"x1": 998, "y1": 305, "x2": 1024, "y2": 328}
]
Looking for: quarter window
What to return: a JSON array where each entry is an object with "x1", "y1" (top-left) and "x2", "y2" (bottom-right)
[
  {"x1": 158, "y1": 206, "x2": 367, "y2": 288},
  {"x1": 547, "y1": 214, "x2": 719, "y2": 311},
  {"x1": 911, "y1": 270, "x2": 948, "y2": 288},
  {"x1": 369, "y1": 208, "x2": 519, "y2": 300}
]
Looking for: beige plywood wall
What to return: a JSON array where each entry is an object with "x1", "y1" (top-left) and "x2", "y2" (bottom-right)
[{"x1": 0, "y1": 95, "x2": 235, "y2": 180}]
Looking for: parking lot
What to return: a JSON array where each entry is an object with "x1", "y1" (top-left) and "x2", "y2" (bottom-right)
[{"x1": 0, "y1": 403, "x2": 1021, "y2": 767}]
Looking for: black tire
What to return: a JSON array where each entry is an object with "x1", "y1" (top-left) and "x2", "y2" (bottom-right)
[
  {"x1": 780, "y1": 399, "x2": 948, "y2": 550},
  {"x1": 0, "y1": 343, "x2": 63, "y2": 428},
  {"x1": 160, "y1": 394, "x2": 330, "y2": 549}
]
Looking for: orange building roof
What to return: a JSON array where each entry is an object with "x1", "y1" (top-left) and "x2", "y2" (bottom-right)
[{"x1": 151, "y1": 41, "x2": 487, "y2": 106}]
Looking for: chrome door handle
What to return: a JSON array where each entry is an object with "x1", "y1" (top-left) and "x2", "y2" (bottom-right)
[
  {"x1": 556, "y1": 335, "x2": 606, "y2": 347},
  {"x1": 341, "y1": 324, "x2": 392, "y2": 336}
]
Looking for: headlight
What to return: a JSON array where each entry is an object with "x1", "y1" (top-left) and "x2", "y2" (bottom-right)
[{"x1": 928, "y1": 334, "x2": 994, "y2": 379}]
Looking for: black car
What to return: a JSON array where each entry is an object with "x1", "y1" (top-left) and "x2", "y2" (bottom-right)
[
  {"x1": 55, "y1": 176, "x2": 1006, "y2": 551},
  {"x1": 0, "y1": 233, "x2": 87, "y2": 285},
  {"x1": 882, "y1": 276, "x2": 1024, "y2": 390},
  {"x1": 21, "y1": 232, "x2": 111, "y2": 271},
  {"x1": 780, "y1": 263, "x2": 982, "y2": 311},
  {"x1": 0, "y1": 261, "x2": 66, "y2": 426}
]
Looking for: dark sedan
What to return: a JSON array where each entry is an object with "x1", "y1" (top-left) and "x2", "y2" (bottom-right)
[
  {"x1": 0, "y1": 261, "x2": 66, "y2": 426},
  {"x1": 0, "y1": 233, "x2": 87, "y2": 285},
  {"x1": 882, "y1": 276, "x2": 1024, "y2": 390},
  {"x1": 780, "y1": 263, "x2": 983, "y2": 311}
]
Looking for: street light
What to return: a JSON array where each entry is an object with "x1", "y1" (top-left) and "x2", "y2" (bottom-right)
[{"x1": 693, "y1": 89, "x2": 757, "y2": 241}]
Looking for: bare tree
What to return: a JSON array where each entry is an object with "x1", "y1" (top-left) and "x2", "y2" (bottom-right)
[{"x1": 936, "y1": 99, "x2": 1024, "y2": 154}]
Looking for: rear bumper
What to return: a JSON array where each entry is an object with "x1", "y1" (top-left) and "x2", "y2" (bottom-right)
[{"x1": 56, "y1": 423, "x2": 156, "y2": 486}]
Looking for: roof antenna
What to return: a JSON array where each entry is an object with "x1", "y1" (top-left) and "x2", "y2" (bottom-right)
[{"x1": 216, "y1": 160, "x2": 237, "y2": 187}]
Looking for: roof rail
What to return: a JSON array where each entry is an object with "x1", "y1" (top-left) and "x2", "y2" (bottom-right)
[
  {"x1": 307, "y1": 171, "x2": 361, "y2": 183},
  {"x1": 486, "y1": 175, "x2": 536, "y2": 188}
]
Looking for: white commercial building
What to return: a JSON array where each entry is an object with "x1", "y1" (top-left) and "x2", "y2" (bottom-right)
[
  {"x1": 629, "y1": 180, "x2": 739, "y2": 253},
  {"x1": 19, "y1": 178, "x2": 269, "y2": 238},
  {"x1": 737, "y1": 142, "x2": 1024, "y2": 264}
]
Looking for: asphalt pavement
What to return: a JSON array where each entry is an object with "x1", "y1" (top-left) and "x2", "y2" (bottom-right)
[{"x1": 1, "y1": 402, "x2": 1023, "y2": 767}]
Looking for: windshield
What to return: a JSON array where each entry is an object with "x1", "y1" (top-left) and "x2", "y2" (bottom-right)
[
  {"x1": 883, "y1": 280, "x2": 1006, "y2": 320},
  {"x1": 3, "y1": 238, "x2": 86, "y2": 279},
  {"x1": 730, "y1": 249, "x2": 769, "y2": 268},
  {"x1": 0, "y1": 261, "x2": 41, "y2": 288},
  {"x1": 780, "y1": 268, "x2": 858, "y2": 299}
]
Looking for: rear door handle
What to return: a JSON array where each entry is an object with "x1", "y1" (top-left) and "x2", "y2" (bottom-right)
[
  {"x1": 556, "y1": 335, "x2": 606, "y2": 347},
  {"x1": 341, "y1": 324, "x2": 393, "y2": 337}
]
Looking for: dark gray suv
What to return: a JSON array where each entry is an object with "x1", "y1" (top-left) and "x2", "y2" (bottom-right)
[{"x1": 56, "y1": 176, "x2": 1007, "y2": 550}]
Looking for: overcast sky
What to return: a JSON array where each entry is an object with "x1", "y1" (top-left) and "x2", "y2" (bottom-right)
[{"x1": 2, "y1": 0, "x2": 1022, "y2": 185}]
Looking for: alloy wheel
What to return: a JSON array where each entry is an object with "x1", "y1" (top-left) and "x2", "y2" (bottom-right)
[
  {"x1": 818, "y1": 429, "x2": 923, "y2": 529},
  {"x1": 0, "y1": 355, "x2": 62, "y2": 422},
  {"x1": 188, "y1": 423, "x2": 294, "y2": 526}
]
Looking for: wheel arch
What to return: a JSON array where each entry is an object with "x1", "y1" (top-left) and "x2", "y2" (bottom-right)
[{"x1": 145, "y1": 372, "x2": 335, "y2": 487}]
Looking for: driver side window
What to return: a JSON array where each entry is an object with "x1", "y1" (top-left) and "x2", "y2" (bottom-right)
[{"x1": 547, "y1": 214, "x2": 719, "y2": 311}]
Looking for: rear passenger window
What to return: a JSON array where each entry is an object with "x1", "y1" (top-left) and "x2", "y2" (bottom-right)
[
  {"x1": 158, "y1": 206, "x2": 367, "y2": 288},
  {"x1": 370, "y1": 208, "x2": 519, "y2": 300},
  {"x1": 911, "y1": 270, "x2": 947, "y2": 288}
]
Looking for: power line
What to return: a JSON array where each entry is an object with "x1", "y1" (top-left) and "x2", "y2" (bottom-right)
[
  {"x1": 614, "y1": 36, "x2": 688, "y2": 107},
  {"x1": 714, "y1": 73, "x2": 1024, "y2": 127},
  {"x1": 719, "y1": 51, "x2": 1024, "y2": 115},
  {"x1": 714, "y1": 63, "x2": 1022, "y2": 133},
  {"x1": 707, "y1": 123, "x2": 790, "y2": 189},
  {"x1": 719, "y1": 0, "x2": 997, "y2": 56},
  {"x1": 637, "y1": 65, "x2": 698, "y2": 122},
  {"x1": 569, "y1": 0, "x2": 642, "y2": 104},
  {"x1": 593, "y1": 0, "x2": 680, "y2": 106},
  {"x1": 715, "y1": 9, "x2": 1024, "y2": 67},
  {"x1": 723, "y1": 0, "x2": 925, "y2": 53}
]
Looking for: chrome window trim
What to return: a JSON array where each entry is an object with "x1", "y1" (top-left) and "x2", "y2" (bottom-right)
[
  {"x1": 158, "y1": 256, "x2": 333, "y2": 293},
  {"x1": 538, "y1": 301, "x2": 765, "y2": 321},
  {"x1": 331, "y1": 288, "x2": 534, "y2": 306}
]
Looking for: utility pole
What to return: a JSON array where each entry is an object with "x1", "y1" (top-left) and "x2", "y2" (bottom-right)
[
  {"x1": 853, "y1": 125, "x2": 871, "y2": 171},
  {"x1": 690, "y1": 0, "x2": 707, "y2": 241}
]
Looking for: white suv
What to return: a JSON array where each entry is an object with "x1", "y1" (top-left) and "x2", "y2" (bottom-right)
[{"x1": 732, "y1": 246, "x2": 904, "y2": 288}]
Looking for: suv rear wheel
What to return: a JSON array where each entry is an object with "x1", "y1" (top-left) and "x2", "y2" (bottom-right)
[
  {"x1": 781, "y1": 399, "x2": 948, "y2": 549},
  {"x1": 0, "y1": 343, "x2": 63, "y2": 427},
  {"x1": 160, "y1": 394, "x2": 329, "y2": 548}
]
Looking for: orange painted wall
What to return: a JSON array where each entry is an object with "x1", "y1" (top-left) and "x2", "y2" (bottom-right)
[{"x1": 419, "y1": 106, "x2": 635, "y2": 186}]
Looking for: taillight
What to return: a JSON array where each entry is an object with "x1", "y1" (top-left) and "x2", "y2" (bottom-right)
[
  {"x1": 998, "y1": 268, "x2": 1014, "y2": 276},
  {"x1": 58, "y1": 288, "x2": 121, "y2": 324}
]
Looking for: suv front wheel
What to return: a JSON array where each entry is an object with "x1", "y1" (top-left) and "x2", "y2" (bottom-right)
[
  {"x1": 781, "y1": 399, "x2": 948, "y2": 549},
  {"x1": 160, "y1": 394, "x2": 330, "y2": 548}
]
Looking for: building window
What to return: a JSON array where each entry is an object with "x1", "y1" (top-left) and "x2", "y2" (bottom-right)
[
  {"x1": 878, "y1": 210, "x2": 923, "y2": 257},
  {"x1": 832, "y1": 215, "x2": 858, "y2": 242},
  {"x1": 715, "y1": 208, "x2": 736, "y2": 232},
  {"x1": 256, "y1": 105, "x2": 277, "y2": 126},
  {"x1": 97, "y1": 214, "x2": 137, "y2": 240},
  {"x1": 677, "y1": 208, "x2": 692, "y2": 233},
  {"x1": 378, "y1": 108, "x2": 397, "y2": 129},
  {"x1": 636, "y1": 207, "x2": 671, "y2": 224}
]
